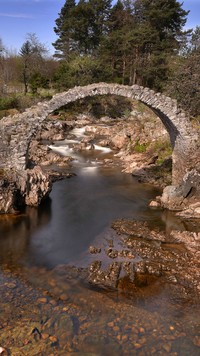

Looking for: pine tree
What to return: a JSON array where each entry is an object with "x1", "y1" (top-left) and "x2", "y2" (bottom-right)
[
  {"x1": 53, "y1": 0, "x2": 76, "y2": 58},
  {"x1": 166, "y1": 26, "x2": 200, "y2": 117},
  {"x1": 132, "y1": 0, "x2": 189, "y2": 89},
  {"x1": 20, "y1": 34, "x2": 48, "y2": 94},
  {"x1": 53, "y1": 0, "x2": 190, "y2": 90}
]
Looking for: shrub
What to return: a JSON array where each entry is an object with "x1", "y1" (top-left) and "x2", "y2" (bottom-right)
[{"x1": 0, "y1": 96, "x2": 19, "y2": 110}]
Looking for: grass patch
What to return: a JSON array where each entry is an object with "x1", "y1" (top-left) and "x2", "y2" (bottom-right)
[
  {"x1": 134, "y1": 140, "x2": 148, "y2": 153},
  {"x1": 150, "y1": 139, "x2": 172, "y2": 164}
]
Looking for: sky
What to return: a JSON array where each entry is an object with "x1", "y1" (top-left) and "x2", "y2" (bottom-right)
[{"x1": 0, "y1": 0, "x2": 199, "y2": 56}]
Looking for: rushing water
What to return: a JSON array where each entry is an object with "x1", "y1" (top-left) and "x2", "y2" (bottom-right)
[{"x1": 0, "y1": 126, "x2": 199, "y2": 355}]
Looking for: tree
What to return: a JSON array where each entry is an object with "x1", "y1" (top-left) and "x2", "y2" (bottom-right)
[
  {"x1": 53, "y1": 0, "x2": 112, "y2": 58},
  {"x1": 29, "y1": 72, "x2": 49, "y2": 94},
  {"x1": 19, "y1": 33, "x2": 49, "y2": 94},
  {"x1": 190, "y1": 26, "x2": 200, "y2": 52},
  {"x1": 0, "y1": 38, "x2": 5, "y2": 56},
  {"x1": 53, "y1": 0, "x2": 190, "y2": 90},
  {"x1": 130, "y1": 0, "x2": 189, "y2": 89},
  {"x1": 20, "y1": 40, "x2": 33, "y2": 94},
  {"x1": 166, "y1": 26, "x2": 200, "y2": 117},
  {"x1": 100, "y1": 1, "x2": 133, "y2": 84},
  {"x1": 0, "y1": 41, "x2": 20, "y2": 93},
  {"x1": 54, "y1": 54, "x2": 111, "y2": 89},
  {"x1": 53, "y1": 0, "x2": 76, "y2": 59}
]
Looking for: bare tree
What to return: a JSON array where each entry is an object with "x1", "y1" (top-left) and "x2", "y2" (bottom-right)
[{"x1": 19, "y1": 33, "x2": 49, "y2": 94}]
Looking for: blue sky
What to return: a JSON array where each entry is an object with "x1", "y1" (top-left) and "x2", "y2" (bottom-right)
[{"x1": 0, "y1": 0, "x2": 199, "y2": 55}]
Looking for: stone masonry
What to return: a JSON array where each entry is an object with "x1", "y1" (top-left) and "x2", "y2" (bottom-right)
[{"x1": 0, "y1": 83, "x2": 199, "y2": 212}]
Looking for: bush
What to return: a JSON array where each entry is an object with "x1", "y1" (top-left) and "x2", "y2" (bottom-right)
[{"x1": 0, "y1": 96, "x2": 19, "y2": 110}]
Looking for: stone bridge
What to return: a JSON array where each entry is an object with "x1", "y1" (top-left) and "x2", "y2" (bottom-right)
[
  {"x1": 0, "y1": 82, "x2": 198, "y2": 183},
  {"x1": 0, "y1": 83, "x2": 199, "y2": 213}
]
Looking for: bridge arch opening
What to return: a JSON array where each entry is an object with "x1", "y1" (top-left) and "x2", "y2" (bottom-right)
[{"x1": 0, "y1": 83, "x2": 197, "y2": 186}]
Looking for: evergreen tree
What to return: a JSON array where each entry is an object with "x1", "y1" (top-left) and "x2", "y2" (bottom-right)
[
  {"x1": 132, "y1": 0, "x2": 189, "y2": 89},
  {"x1": 101, "y1": 1, "x2": 134, "y2": 84},
  {"x1": 53, "y1": 0, "x2": 190, "y2": 91},
  {"x1": 69, "y1": 1, "x2": 94, "y2": 55},
  {"x1": 19, "y1": 33, "x2": 48, "y2": 94},
  {"x1": 53, "y1": 0, "x2": 111, "y2": 58},
  {"x1": 88, "y1": 0, "x2": 111, "y2": 49},
  {"x1": 166, "y1": 26, "x2": 200, "y2": 117},
  {"x1": 53, "y1": 0, "x2": 76, "y2": 58}
]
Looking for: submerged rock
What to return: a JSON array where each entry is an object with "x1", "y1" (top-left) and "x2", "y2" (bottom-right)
[{"x1": 82, "y1": 219, "x2": 200, "y2": 296}]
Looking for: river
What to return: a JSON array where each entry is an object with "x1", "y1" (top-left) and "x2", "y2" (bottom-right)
[{"x1": 0, "y1": 126, "x2": 199, "y2": 355}]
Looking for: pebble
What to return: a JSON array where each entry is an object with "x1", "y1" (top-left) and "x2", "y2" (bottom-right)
[
  {"x1": 49, "y1": 336, "x2": 58, "y2": 343},
  {"x1": 113, "y1": 326, "x2": 120, "y2": 332},
  {"x1": 122, "y1": 335, "x2": 128, "y2": 342},
  {"x1": 48, "y1": 279, "x2": 56, "y2": 287},
  {"x1": 59, "y1": 293, "x2": 69, "y2": 301},
  {"x1": 49, "y1": 299, "x2": 57, "y2": 306},
  {"x1": 134, "y1": 342, "x2": 142, "y2": 349},
  {"x1": 139, "y1": 327, "x2": 145, "y2": 333},
  {"x1": 62, "y1": 306, "x2": 69, "y2": 311},
  {"x1": 193, "y1": 336, "x2": 200, "y2": 347},
  {"x1": 5, "y1": 282, "x2": 17, "y2": 289},
  {"x1": 89, "y1": 246, "x2": 101, "y2": 254},
  {"x1": 163, "y1": 343, "x2": 172, "y2": 352},
  {"x1": 41, "y1": 333, "x2": 49, "y2": 340},
  {"x1": 37, "y1": 297, "x2": 48, "y2": 304},
  {"x1": 117, "y1": 334, "x2": 121, "y2": 341}
]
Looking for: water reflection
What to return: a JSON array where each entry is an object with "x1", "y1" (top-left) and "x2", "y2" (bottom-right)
[
  {"x1": 26, "y1": 167, "x2": 161, "y2": 268},
  {"x1": 0, "y1": 164, "x2": 197, "y2": 270},
  {"x1": 0, "y1": 198, "x2": 52, "y2": 265}
]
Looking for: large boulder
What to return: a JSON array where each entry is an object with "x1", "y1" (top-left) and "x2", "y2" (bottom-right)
[{"x1": 0, "y1": 166, "x2": 52, "y2": 214}]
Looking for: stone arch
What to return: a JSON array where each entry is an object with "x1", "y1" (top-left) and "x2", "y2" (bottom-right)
[{"x1": 0, "y1": 83, "x2": 198, "y2": 185}]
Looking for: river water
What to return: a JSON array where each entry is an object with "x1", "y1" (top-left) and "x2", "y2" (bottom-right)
[{"x1": 0, "y1": 126, "x2": 199, "y2": 355}]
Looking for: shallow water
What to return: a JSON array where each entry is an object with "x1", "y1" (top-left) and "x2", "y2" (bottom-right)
[
  {"x1": 0, "y1": 165, "x2": 162, "y2": 269},
  {"x1": 0, "y1": 128, "x2": 199, "y2": 355}
]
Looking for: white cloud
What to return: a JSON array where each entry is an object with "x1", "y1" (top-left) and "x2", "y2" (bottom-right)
[{"x1": 0, "y1": 13, "x2": 34, "y2": 19}]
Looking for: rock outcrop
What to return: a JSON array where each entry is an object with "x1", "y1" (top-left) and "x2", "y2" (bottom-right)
[{"x1": 0, "y1": 167, "x2": 52, "y2": 214}]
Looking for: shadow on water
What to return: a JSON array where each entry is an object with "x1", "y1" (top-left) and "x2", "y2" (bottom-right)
[{"x1": 0, "y1": 197, "x2": 52, "y2": 266}]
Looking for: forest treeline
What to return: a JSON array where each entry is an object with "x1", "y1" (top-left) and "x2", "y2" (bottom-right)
[{"x1": 0, "y1": 0, "x2": 199, "y2": 117}]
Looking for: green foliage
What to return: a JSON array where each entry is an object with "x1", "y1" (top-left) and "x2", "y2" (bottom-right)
[
  {"x1": 0, "y1": 0, "x2": 197, "y2": 118},
  {"x1": 0, "y1": 96, "x2": 19, "y2": 110},
  {"x1": 134, "y1": 140, "x2": 148, "y2": 153},
  {"x1": 132, "y1": 138, "x2": 172, "y2": 161},
  {"x1": 0, "y1": 92, "x2": 52, "y2": 117},
  {"x1": 54, "y1": 55, "x2": 112, "y2": 89},
  {"x1": 166, "y1": 45, "x2": 200, "y2": 116},
  {"x1": 53, "y1": 0, "x2": 111, "y2": 58},
  {"x1": 53, "y1": 0, "x2": 188, "y2": 90},
  {"x1": 19, "y1": 33, "x2": 49, "y2": 94},
  {"x1": 29, "y1": 72, "x2": 49, "y2": 94},
  {"x1": 150, "y1": 139, "x2": 172, "y2": 164}
]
